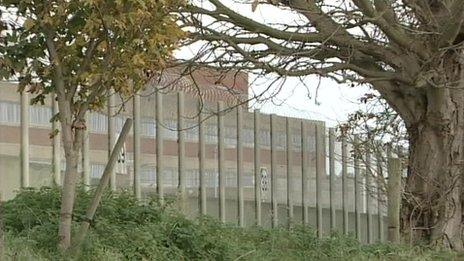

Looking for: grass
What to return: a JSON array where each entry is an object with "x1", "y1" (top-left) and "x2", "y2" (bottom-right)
[{"x1": 1, "y1": 187, "x2": 459, "y2": 260}]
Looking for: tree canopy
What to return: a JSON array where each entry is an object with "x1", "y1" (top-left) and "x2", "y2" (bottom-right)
[
  {"x1": 1, "y1": 0, "x2": 184, "y2": 106},
  {"x1": 0, "y1": 0, "x2": 185, "y2": 251}
]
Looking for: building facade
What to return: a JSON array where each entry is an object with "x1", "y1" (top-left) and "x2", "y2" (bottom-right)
[{"x1": 0, "y1": 69, "x2": 385, "y2": 242}]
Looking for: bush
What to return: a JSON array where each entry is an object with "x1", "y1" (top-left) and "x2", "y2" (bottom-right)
[{"x1": 1, "y1": 188, "x2": 459, "y2": 260}]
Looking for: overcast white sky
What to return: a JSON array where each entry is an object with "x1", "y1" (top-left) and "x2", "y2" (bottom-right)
[
  {"x1": 250, "y1": 76, "x2": 370, "y2": 127},
  {"x1": 178, "y1": 0, "x2": 371, "y2": 127}
]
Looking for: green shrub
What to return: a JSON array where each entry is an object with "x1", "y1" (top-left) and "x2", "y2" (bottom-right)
[{"x1": 2, "y1": 188, "x2": 459, "y2": 260}]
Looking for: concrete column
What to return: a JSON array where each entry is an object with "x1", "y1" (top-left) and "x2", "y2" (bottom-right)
[
  {"x1": 315, "y1": 124, "x2": 325, "y2": 238},
  {"x1": 107, "y1": 92, "x2": 116, "y2": 190},
  {"x1": 328, "y1": 128, "x2": 336, "y2": 231},
  {"x1": 286, "y1": 118, "x2": 294, "y2": 227},
  {"x1": 82, "y1": 113, "x2": 90, "y2": 191},
  {"x1": 198, "y1": 100, "x2": 206, "y2": 215},
  {"x1": 20, "y1": 90, "x2": 29, "y2": 188},
  {"x1": 133, "y1": 93, "x2": 141, "y2": 200},
  {"x1": 366, "y1": 152, "x2": 373, "y2": 244},
  {"x1": 217, "y1": 101, "x2": 225, "y2": 222},
  {"x1": 377, "y1": 154, "x2": 385, "y2": 243},
  {"x1": 270, "y1": 114, "x2": 278, "y2": 228},
  {"x1": 354, "y1": 136, "x2": 362, "y2": 241},
  {"x1": 156, "y1": 91, "x2": 164, "y2": 204},
  {"x1": 301, "y1": 121, "x2": 309, "y2": 225},
  {"x1": 342, "y1": 136, "x2": 349, "y2": 235},
  {"x1": 237, "y1": 106, "x2": 244, "y2": 227},
  {"x1": 51, "y1": 94, "x2": 61, "y2": 186},
  {"x1": 253, "y1": 109, "x2": 261, "y2": 226},
  {"x1": 177, "y1": 92, "x2": 186, "y2": 211}
]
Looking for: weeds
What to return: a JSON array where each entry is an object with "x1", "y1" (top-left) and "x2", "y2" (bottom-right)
[{"x1": 1, "y1": 188, "x2": 458, "y2": 260}]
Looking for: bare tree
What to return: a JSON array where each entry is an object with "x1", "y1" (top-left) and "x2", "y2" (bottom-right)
[{"x1": 180, "y1": 0, "x2": 464, "y2": 249}]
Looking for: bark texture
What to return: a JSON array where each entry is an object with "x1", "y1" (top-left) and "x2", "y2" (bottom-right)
[
  {"x1": 403, "y1": 53, "x2": 464, "y2": 249},
  {"x1": 57, "y1": 102, "x2": 84, "y2": 251}
]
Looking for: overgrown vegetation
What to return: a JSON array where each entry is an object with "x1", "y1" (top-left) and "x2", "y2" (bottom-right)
[{"x1": 1, "y1": 188, "x2": 458, "y2": 260}]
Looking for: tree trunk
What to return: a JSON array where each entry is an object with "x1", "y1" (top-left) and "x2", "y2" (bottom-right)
[
  {"x1": 403, "y1": 89, "x2": 464, "y2": 250},
  {"x1": 58, "y1": 146, "x2": 79, "y2": 251},
  {"x1": 58, "y1": 121, "x2": 84, "y2": 251}
]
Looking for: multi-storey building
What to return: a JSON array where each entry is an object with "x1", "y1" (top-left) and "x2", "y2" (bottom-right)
[{"x1": 0, "y1": 69, "x2": 383, "y2": 242}]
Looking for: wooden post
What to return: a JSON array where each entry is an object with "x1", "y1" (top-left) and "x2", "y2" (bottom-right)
[
  {"x1": 387, "y1": 156, "x2": 401, "y2": 243},
  {"x1": 353, "y1": 136, "x2": 362, "y2": 241},
  {"x1": 328, "y1": 128, "x2": 336, "y2": 231},
  {"x1": 366, "y1": 152, "x2": 373, "y2": 244},
  {"x1": 237, "y1": 106, "x2": 244, "y2": 227},
  {"x1": 133, "y1": 93, "x2": 141, "y2": 200},
  {"x1": 198, "y1": 100, "x2": 207, "y2": 215},
  {"x1": 254, "y1": 109, "x2": 262, "y2": 226},
  {"x1": 73, "y1": 119, "x2": 132, "y2": 250},
  {"x1": 315, "y1": 124, "x2": 325, "y2": 238},
  {"x1": 301, "y1": 121, "x2": 309, "y2": 225},
  {"x1": 52, "y1": 94, "x2": 61, "y2": 186},
  {"x1": 270, "y1": 114, "x2": 278, "y2": 228},
  {"x1": 107, "y1": 93, "x2": 116, "y2": 191},
  {"x1": 156, "y1": 91, "x2": 164, "y2": 204},
  {"x1": 377, "y1": 153, "x2": 385, "y2": 243},
  {"x1": 20, "y1": 89, "x2": 29, "y2": 188},
  {"x1": 177, "y1": 92, "x2": 186, "y2": 212},
  {"x1": 286, "y1": 118, "x2": 294, "y2": 227},
  {"x1": 82, "y1": 113, "x2": 90, "y2": 191},
  {"x1": 218, "y1": 101, "x2": 226, "y2": 222},
  {"x1": 342, "y1": 136, "x2": 349, "y2": 235}
]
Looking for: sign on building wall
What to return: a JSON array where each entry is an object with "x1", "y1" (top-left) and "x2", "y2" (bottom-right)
[{"x1": 260, "y1": 167, "x2": 268, "y2": 201}]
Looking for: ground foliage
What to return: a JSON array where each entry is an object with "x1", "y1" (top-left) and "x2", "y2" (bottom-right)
[{"x1": 1, "y1": 188, "x2": 458, "y2": 260}]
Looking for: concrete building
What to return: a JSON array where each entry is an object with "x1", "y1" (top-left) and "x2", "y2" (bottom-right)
[{"x1": 0, "y1": 69, "x2": 385, "y2": 243}]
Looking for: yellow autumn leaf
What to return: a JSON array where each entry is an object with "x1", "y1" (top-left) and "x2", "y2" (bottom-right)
[
  {"x1": 132, "y1": 54, "x2": 146, "y2": 66},
  {"x1": 23, "y1": 19, "x2": 35, "y2": 30}
]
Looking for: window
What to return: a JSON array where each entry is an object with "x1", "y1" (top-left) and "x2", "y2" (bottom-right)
[
  {"x1": 164, "y1": 119, "x2": 178, "y2": 140},
  {"x1": 224, "y1": 126, "x2": 236, "y2": 148},
  {"x1": 292, "y1": 134, "x2": 302, "y2": 151},
  {"x1": 114, "y1": 117, "x2": 125, "y2": 133},
  {"x1": 275, "y1": 133, "x2": 286, "y2": 150},
  {"x1": 206, "y1": 170, "x2": 218, "y2": 188},
  {"x1": 307, "y1": 136, "x2": 316, "y2": 152},
  {"x1": 89, "y1": 113, "x2": 107, "y2": 133},
  {"x1": 225, "y1": 170, "x2": 237, "y2": 187},
  {"x1": 141, "y1": 118, "x2": 155, "y2": 137},
  {"x1": 186, "y1": 169, "x2": 199, "y2": 188},
  {"x1": 141, "y1": 167, "x2": 156, "y2": 184},
  {"x1": 259, "y1": 130, "x2": 271, "y2": 147},
  {"x1": 164, "y1": 167, "x2": 178, "y2": 186},
  {"x1": 205, "y1": 125, "x2": 217, "y2": 144},
  {"x1": 185, "y1": 122, "x2": 198, "y2": 141},
  {"x1": 91, "y1": 164, "x2": 105, "y2": 179},
  {"x1": 0, "y1": 101, "x2": 20, "y2": 124},
  {"x1": 29, "y1": 105, "x2": 52, "y2": 127},
  {"x1": 243, "y1": 171, "x2": 254, "y2": 187},
  {"x1": 139, "y1": 166, "x2": 184, "y2": 186},
  {"x1": 243, "y1": 128, "x2": 254, "y2": 147}
]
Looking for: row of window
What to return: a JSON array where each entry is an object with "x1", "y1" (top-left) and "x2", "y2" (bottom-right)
[
  {"x1": 90, "y1": 163, "x2": 256, "y2": 188},
  {"x1": 0, "y1": 101, "x2": 52, "y2": 126},
  {"x1": 0, "y1": 101, "x2": 316, "y2": 151},
  {"x1": 137, "y1": 167, "x2": 256, "y2": 188}
]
